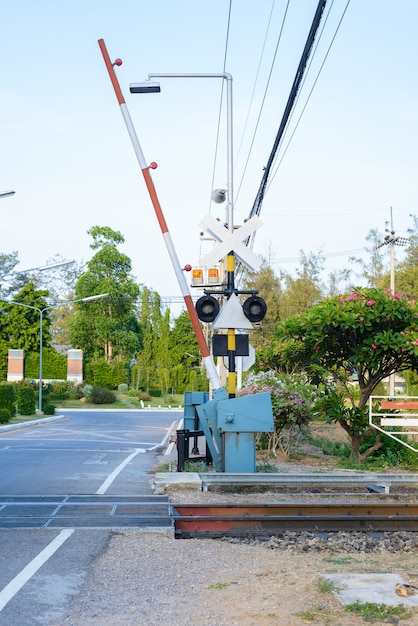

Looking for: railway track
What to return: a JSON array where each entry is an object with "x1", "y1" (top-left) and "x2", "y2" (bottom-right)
[{"x1": 172, "y1": 502, "x2": 418, "y2": 538}]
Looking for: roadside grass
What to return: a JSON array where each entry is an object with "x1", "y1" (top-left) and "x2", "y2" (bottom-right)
[
  {"x1": 53, "y1": 393, "x2": 184, "y2": 410},
  {"x1": 1, "y1": 392, "x2": 185, "y2": 425},
  {"x1": 9, "y1": 414, "x2": 49, "y2": 424}
]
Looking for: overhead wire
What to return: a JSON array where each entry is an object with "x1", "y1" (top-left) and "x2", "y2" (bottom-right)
[
  {"x1": 198, "y1": 0, "x2": 232, "y2": 265},
  {"x1": 207, "y1": 0, "x2": 233, "y2": 216},
  {"x1": 265, "y1": 0, "x2": 352, "y2": 196},
  {"x1": 201, "y1": 0, "x2": 352, "y2": 272},
  {"x1": 234, "y1": 0, "x2": 289, "y2": 206}
]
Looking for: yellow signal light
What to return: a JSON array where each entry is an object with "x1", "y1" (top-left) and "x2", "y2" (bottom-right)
[
  {"x1": 191, "y1": 269, "x2": 204, "y2": 285},
  {"x1": 208, "y1": 267, "x2": 220, "y2": 283}
]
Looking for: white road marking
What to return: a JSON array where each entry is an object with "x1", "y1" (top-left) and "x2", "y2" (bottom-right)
[
  {"x1": 95, "y1": 449, "x2": 144, "y2": 495},
  {"x1": 0, "y1": 529, "x2": 74, "y2": 612}
]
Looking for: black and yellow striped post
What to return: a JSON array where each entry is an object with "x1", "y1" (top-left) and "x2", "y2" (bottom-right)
[{"x1": 226, "y1": 253, "x2": 236, "y2": 398}]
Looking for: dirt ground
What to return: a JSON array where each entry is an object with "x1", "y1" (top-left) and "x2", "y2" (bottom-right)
[
  {"x1": 57, "y1": 421, "x2": 418, "y2": 626},
  {"x1": 57, "y1": 531, "x2": 418, "y2": 626}
]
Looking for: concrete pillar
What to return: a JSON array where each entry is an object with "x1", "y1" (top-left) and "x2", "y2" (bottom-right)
[
  {"x1": 67, "y1": 349, "x2": 83, "y2": 384},
  {"x1": 7, "y1": 349, "x2": 24, "y2": 382}
]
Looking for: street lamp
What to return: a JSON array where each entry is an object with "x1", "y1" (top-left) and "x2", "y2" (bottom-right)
[
  {"x1": 130, "y1": 72, "x2": 234, "y2": 232},
  {"x1": 0, "y1": 191, "x2": 15, "y2": 198},
  {"x1": 1, "y1": 293, "x2": 108, "y2": 413},
  {"x1": 18, "y1": 260, "x2": 76, "y2": 274},
  {"x1": 130, "y1": 71, "x2": 241, "y2": 397}
]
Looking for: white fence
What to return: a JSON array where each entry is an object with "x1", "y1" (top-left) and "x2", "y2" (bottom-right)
[{"x1": 369, "y1": 396, "x2": 418, "y2": 452}]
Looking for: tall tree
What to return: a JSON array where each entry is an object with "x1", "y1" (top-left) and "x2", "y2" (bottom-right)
[
  {"x1": 0, "y1": 282, "x2": 51, "y2": 352},
  {"x1": 349, "y1": 228, "x2": 387, "y2": 288},
  {"x1": 243, "y1": 263, "x2": 282, "y2": 345},
  {"x1": 156, "y1": 309, "x2": 171, "y2": 395},
  {"x1": 279, "y1": 251, "x2": 324, "y2": 319},
  {"x1": 0, "y1": 251, "x2": 20, "y2": 297},
  {"x1": 135, "y1": 287, "x2": 154, "y2": 391},
  {"x1": 70, "y1": 226, "x2": 141, "y2": 363},
  {"x1": 394, "y1": 214, "x2": 418, "y2": 300}
]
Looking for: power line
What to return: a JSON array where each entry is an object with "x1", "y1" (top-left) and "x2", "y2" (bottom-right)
[
  {"x1": 234, "y1": 0, "x2": 290, "y2": 205},
  {"x1": 266, "y1": 0, "x2": 352, "y2": 194}
]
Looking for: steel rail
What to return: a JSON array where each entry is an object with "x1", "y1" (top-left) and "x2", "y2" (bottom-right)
[{"x1": 173, "y1": 502, "x2": 418, "y2": 537}]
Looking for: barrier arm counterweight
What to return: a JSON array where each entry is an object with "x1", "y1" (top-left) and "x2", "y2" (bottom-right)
[{"x1": 98, "y1": 39, "x2": 221, "y2": 391}]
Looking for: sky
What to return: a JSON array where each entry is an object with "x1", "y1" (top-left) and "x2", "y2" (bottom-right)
[{"x1": 1, "y1": 0, "x2": 417, "y2": 311}]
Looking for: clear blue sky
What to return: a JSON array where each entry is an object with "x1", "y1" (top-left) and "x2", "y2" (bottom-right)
[{"x1": 1, "y1": 1, "x2": 417, "y2": 304}]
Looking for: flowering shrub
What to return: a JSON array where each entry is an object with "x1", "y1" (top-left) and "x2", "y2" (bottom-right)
[
  {"x1": 273, "y1": 287, "x2": 418, "y2": 463},
  {"x1": 240, "y1": 371, "x2": 315, "y2": 459}
]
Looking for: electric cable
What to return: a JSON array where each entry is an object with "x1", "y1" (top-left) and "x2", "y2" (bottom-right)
[
  {"x1": 234, "y1": 0, "x2": 289, "y2": 206},
  {"x1": 266, "y1": 0, "x2": 352, "y2": 196}
]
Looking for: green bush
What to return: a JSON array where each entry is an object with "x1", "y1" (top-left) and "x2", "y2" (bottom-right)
[
  {"x1": 68, "y1": 386, "x2": 83, "y2": 400},
  {"x1": 82, "y1": 384, "x2": 94, "y2": 400},
  {"x1": 149, "y1": 389, "x2": 162, "y2": 397},
  {"x1": 48, "y1": 392, "x2": 70, "y2": 401},
  {"x1": 91, "y1": 387, "x2": 116, "y2": 405},
  {"x1": 42, "y1": 403, "x2": 55, "y2": 416},
  {"x1": 17, "y1": 386, "x2": 36, "y2": 416},
  {"x1": 127, "y1": 390, "x2": 151, "y2": 401},
  {"x1": 50, "y1": 381, "x2": 72, "y2": 394},
  {"x1": 118, "y1": 383, "x2": 129, "y2": 394},
  {"x1": 0, "y1": 345, "x2": 8, "y2": 382},
  {"x1": 85, "y1": 359, "x2": 127, "y2": 390},
  {"x1": 0, "y1": 383, "x2": 16, "y2": 417},
  {"x1": 360, "y1": 428, "x2": 418, "y2": 468},
  {"x1": 0, "y1": 408, "x2": 11, "y2": 423}
]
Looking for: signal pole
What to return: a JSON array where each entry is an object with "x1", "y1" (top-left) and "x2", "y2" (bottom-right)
[{"x1": 376, "y1": 207, "x2": 409, "y2": 395}]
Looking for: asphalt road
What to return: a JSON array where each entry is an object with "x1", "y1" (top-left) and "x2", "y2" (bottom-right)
[{"x1": 0, "y1": 409, "x2": 181, "y2": 625}]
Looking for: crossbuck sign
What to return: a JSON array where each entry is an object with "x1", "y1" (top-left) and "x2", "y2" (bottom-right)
[{"x1": 198, "y1": 214, "x2": 263, "y2": 272}]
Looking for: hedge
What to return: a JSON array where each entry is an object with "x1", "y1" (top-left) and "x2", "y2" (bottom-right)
[
  {"x1": 25, "y1": 347, "x2": 67, "y2": 380},
  {"x1": 0, "y1": 408, "x2": 10, "y2": 423},
  {"x1": 17, "y1": 386, "x2": 36, "y2": 416},
  {"x1": 0, "y1": 383, "x2": 16, "y2": 417}
]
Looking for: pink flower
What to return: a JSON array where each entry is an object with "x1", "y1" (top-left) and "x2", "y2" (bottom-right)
[
  {"x1": 366, "y1": 300, "x2": 376, "y2": 306},
  {"x1": 371, "y1": 344, "x2": 377, "y2": 350},
  {"x1": 359, "y1": 317, "x2": 364, "y2": 322},
  {"x1": 315, "y1": 346, "x2": 320, "y2": 352}
]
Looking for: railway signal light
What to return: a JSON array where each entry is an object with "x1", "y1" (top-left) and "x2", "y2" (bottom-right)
[
  {"x1": 242, "y1": 296, "x2": 267, "y2": 323},
  {"x1": 195, "y1": 295, "x2": 220, "y2": 323}
]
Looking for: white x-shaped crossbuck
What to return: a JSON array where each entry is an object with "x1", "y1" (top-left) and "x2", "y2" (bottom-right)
[{"x1": 198, "y1": 213, "x2": 263, "y2": 272}]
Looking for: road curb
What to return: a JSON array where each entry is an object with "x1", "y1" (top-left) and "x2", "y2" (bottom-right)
[{"x1": 0, "y1": 415, "x2": 66, "y2": 433}]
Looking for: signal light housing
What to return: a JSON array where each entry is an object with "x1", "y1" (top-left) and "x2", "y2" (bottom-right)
[
  {"x1": 191, "y1": 269, "x2": 204, "y2": 286},
  {"x1": 195, "y1": 295, "x2": 220, "y2": 323},
  {"x1": 242, "y1": 296, "x2": 267, "y2": 323},
  {"x1": 207, "y1": 267, "x2": 220, "y2": 284}
]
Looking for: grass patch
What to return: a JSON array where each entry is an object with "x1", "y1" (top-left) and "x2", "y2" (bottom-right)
[
  {"x1": 323, "y1": 556, "x2": 358, "y2": 565},
  {"x1": 317, "y1": 577, "x2": 336, "y2": 593},
  {"x1": 345, "y1": 600, "x2": 416, "y2": 621},
  {"x1": 208, "y1": 582, "x2": 230, "y2": 589},
  {"x1": 297, "y1": 606, "x2": 333, "y2": 623},
  {"x1": 9, "y1": 414, "x2": 43, "y2": 423}
]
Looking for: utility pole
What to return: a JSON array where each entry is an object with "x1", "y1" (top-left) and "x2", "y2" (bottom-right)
[{"x1": 376, "y1": 207, "x2": 409, "y2": 395}]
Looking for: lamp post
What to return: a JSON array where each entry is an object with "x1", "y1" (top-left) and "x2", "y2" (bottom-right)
[
  {"x1": 0, "y1": 191, "x2": 15, "y2": 198},
  {"x1": 1, "y1": 293, "x2": 108, "y2": 412},
  {"x1": 130, "y1": 72, "x2": 234, "y2": 232},
  {"x1": 130, "y1": 71, "x2": 240, "y2": 395}
]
